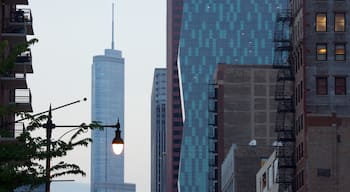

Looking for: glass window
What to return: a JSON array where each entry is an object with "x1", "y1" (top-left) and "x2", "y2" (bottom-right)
[
  {"x1": 335, "y1": 44, "x2": 346, "y2": 61},
  {"x1": 273, "y1": 159, "x2": 278, "y2": 182},
  {"x1": 335, "y1": 13, "x2": 345, "y2": 32},
  {"x1": 335, "y1": 77, "x2": 346, "y2": 95},
  {"x1": 316, "y1": 13, "x2": 327, "y2": 32},
  {"x1": 268, "y1": 166, "x2": 274, "y2": 188},
  {"x1": 316, "y1": 44, "x2": 327, "y2": 60},
  {"x1": 316, "y1": 76, "x2": 328, "y2": 95}
]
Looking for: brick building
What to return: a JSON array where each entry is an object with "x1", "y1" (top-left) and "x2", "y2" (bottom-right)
[
  {"x1": 291, "y1": 0, "x2": 350, "y2": 191},
  {"x1": 0, "y1": 0, "x2": 34, "y2": 139}
]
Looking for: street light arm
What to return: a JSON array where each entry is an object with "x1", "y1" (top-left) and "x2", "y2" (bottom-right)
[{"x1": 13, "y1": 98, "x2": 87, "y2": 124}]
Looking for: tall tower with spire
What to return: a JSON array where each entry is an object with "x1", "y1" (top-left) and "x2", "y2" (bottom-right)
[{"x1": 90, "y1": 3, "x2": 135, "y2": 192}]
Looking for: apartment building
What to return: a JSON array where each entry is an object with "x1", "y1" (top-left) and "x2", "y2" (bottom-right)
[{"x1": 0, "y1": 0, "x2": 34, "y2": 139}]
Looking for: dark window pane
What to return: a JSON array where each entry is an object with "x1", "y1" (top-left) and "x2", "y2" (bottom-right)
[
  {"x1": 335, "y1": 77, "x2": 346, "y2": 95},
  {"x1": 316, "y1": 77, "x2": 328, "y2": 95}
]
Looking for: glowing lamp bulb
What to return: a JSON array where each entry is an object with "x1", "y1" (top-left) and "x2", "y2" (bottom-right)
[
  {"x1": 112, "y1": 142, "x2": 124, "y2": 155},
  {"x1": 112, "y1": 129, "x2": 124, "y2": 155}
]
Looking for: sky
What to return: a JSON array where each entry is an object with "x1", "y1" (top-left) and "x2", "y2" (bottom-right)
[{"x1": 27, "y1": 0, "x2": 166, "y2": 191}]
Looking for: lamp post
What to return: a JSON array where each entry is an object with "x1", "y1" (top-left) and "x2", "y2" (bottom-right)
[{"x1": 37, "y1": 100, "x2": 124, "y2": 192}]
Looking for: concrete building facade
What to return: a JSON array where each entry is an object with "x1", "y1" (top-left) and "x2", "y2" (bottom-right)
[
  {"x1": 256, "y1": 151, "x2": 279, "y2": 192},
  {"x1": 212, "y1": 64, "x2": 278, "y2": 191},
  {"x1": 151, "y1": 68, "x2": 167, "y2": 192},
  {"x1": 221, "y1": 144, "x2": 274, "y2": 192}
]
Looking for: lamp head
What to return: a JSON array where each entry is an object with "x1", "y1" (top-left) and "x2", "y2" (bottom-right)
[{"x1": 112, "y1": 128, "x2": 124, "y2": 155}]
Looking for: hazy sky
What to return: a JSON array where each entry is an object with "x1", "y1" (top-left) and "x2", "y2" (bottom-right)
[{"x1": 28, "y1": 0, "x2": 165, "y2": 191}]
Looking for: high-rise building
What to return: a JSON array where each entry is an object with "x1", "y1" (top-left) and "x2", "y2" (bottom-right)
[
  {"x1": 210, "y1": 64, "x2": 278, "y2": 191},
  {"x1": 166, "y1": 1, "x2": 286, "y2": 191},
  {"x1": 90, "y1": 4, "x2": 135, "y2": 192},
  {"x1": 0, "y1": 0, "x2": 34, "y2": 138},
  {"x1": 151, "y1": 68, "x2": 167, "y2": 192},
  {"x1": 91, "y1": 48, "x2": 127, "y2": 192},
  {"x1": 287, "y1": 0, "x2": 350, "y2": 191}
]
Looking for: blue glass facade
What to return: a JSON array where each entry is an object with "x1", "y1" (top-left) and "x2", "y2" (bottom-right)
[
  {"x1": 177, "y1": 0, "x2": 286, "y2": 191},
  {"x1": 91, "y1": 49, "x2": 126, "y2": 192},
  {"x1": 151, "y1": 69, "x2": 167, "y2": 192}
]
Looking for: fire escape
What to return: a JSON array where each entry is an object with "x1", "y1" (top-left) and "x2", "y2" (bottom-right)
[
  {"x1": 208, "y1": 81, "x2": 218, "y2": 192},
  {"x1": 273, "y1": 9, "x2": 295, "y2": 192}
]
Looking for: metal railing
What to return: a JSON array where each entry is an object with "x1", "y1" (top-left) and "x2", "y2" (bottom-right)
[
  {"x1": 9, "y1": 8, "x2": 32, "y2": 23},
  {"x1": 14, "y1": 122, "x2": 25, "y2": 137},
  {"x1": 16, "y1": 49, "x2": 32, "y2": 63},
  {"x1": 14, "y1": 89, "x2": 31, "y2": 104}
]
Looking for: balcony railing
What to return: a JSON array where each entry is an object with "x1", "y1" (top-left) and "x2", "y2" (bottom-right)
[
  {"x1": 14, "y1": 88, "x2": 31, "y2": 104},
  {"x1": 0, "y1": 73, "x2": 27, "y2": 88},
  {"x1": 14, "y1": 122, "x2": 25, "y2": 138},
  {"x1": 16, "y1": 50, "x2": 32, "y2": 63},
  {"x1": 9, "y1": 9, "x2": 32, "y2": 23},
  {"x1": 8, "y1": 89, "x2": 32, "y2": 112},
  {"x1": 14, "y1": 49, "x2": 33, "y2": 73},
  {"x1": 2, "y1": 25, "x2": 25, "y2": 34},
  {"x1": 2, "y1": 8, "x2": 33, "y2": 37}
]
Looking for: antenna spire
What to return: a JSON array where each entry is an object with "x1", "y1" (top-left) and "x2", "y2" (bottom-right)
[{"x1": 111, "y1": 3, "x2": 115, "y2": 49}]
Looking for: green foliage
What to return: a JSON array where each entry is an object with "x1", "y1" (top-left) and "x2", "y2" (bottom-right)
[
  {"x1": 0, "y1": 113, "x2": 102, "y2": 191},
  {"x1": 0, "y1": 38, "x2": 38, "y2": 75}
]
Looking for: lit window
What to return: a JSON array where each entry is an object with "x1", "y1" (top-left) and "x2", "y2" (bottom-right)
[
  {"x1": 316, "y1": 13, "x2": 327, "y2": 32},
  {"x1": 316, "y1": 44, "x2": 327, "y2": 60},
  {"x1": 335, "y1": 77, "x2": 346, "y2": 95},
  {"x1": 335, "y1": 13, "x2": 345, "y2": 32},
  {"x1": 335, "y1": 44, "x2": 346, "y2": 61},
  {"x1": 316, "y1": 76, "x2": 328, "y2": 95}
]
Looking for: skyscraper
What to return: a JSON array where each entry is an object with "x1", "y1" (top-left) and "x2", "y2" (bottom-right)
[
  {"x1": 91, "y1": 47, "x2": 126, "y2": 192},
  {"x1": 166, "y1": 0, "x2": 286, "y2": 191},
  {"x1": 151, "y1": 68, "x2": 167, "y2": 192},
  {"x1": 90, "y1": 4, "x2": 135, "y2": 192}
]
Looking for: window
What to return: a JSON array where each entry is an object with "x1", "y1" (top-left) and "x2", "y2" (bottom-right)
[
  {"x1": 268, "y1": 166, "x2": 273, "y2": 188},
  {"x1": 335, "y1": 43, "x2": 345, "y2": 61},
  {"x1": 335, "y1": 77, "x2": 346, "y2": 95},
  {"x1": 316, "y1": 13, "x2": 327, "y2": 31},
  {"x1": 316, "y1": 77, "x2": 328, "y2": 95},
  {"x1": 335, "y1": 13, "x2": 345, "y2": 32},
  {"x1": 316, "y1": 44, "x2": 327, "y2": 60}
]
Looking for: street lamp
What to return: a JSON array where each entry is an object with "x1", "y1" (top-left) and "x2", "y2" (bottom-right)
[{"x1": 21, "y1": 99, "x2": 124, "y2": 192}]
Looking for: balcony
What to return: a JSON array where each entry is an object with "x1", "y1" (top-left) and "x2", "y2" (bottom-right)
[
  {"x1": 9, "y1": 9, "x2": 33, "y2": 34},
  {"x1": 3, "y1": 0, "x2": 29, "y2": 5},
  {"x1": 2, "y1": 8, "x2": 33, "y2": 45},
  {"x1": 0, "y1": 73, "x2": 27, "y2": 89},
  {"x1": 14, "y1": 49, "x2": 33, "y2": 73},
  {"x1": 9, "y1": 88, "x2": 32, "y2": 112}
]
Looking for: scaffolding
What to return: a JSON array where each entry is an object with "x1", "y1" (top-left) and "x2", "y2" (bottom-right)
[
  {"x1": 208, "y1": 81, "x2": 218, "y2": 192},
  {"x1": 273, "y1": 9, "x2": 295, "y2": 192}
]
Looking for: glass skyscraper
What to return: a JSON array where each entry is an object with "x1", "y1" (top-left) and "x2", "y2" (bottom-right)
[
  {"x1": 151, "y1": 68, "x2": 167, "y2": 192},
  {"x1": 91, "y1": 48, "x2": 135, "y2": 192},
  {"x1": 167, "y1": 0, "x2": 286, "y2": 191}
]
